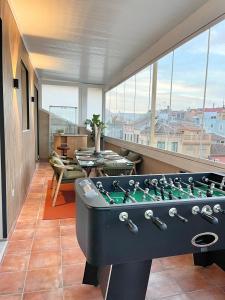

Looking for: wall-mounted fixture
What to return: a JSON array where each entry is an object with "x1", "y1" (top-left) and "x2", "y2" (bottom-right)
[
  {"x1": 31, "y1": 96, "x2": 35, "y2": 102},
  {"x1": 13, "y1": 78, "x2": 19, "y2": 89}
]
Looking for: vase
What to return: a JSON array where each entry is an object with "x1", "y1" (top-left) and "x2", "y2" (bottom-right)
[{"x1": 94, "y1": 124, "x2": 101, "y2": 153}]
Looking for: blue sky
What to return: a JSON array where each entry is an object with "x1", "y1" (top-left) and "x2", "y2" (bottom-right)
[{"x1": 107, "y1": 18, "x2": 225, "y2": 114}]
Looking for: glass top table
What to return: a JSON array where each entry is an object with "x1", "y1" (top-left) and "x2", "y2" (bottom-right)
[{"x1": 75, "y1": 150, "x2": 133, "y2": 176}]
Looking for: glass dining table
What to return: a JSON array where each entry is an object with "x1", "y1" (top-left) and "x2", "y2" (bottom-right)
[{"x1": 75, "y1": 150, "x2": 133, "y2": 176}]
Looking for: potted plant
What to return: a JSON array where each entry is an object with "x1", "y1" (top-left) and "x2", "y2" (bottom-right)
[
  {"x1": 85, "y1": 114, "x2": 106, "y2": 153},
  {"x1": 57, "y1": 129, "x2": 64, "y2": 135}
]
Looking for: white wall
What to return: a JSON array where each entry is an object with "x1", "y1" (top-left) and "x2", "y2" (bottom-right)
[
  {"x1": 41, "y1": 84, "x2": 79, "y2": 112},
  {"x1": 87, "y1": 87, "x2": 103, "y2": 120}
]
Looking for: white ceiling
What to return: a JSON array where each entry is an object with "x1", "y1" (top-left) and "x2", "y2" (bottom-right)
[{"x1": 9, "y1": 0, "x2": 209, "y2": 85}]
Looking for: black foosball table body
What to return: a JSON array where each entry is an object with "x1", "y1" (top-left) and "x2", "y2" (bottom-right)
[{"x1": 75, "y1": 172, "x2": 225, "y2": 300}]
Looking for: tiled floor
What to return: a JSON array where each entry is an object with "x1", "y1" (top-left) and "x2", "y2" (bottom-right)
[{"x1": 0, "y1": 163, "x2": 225, "y2": 299}]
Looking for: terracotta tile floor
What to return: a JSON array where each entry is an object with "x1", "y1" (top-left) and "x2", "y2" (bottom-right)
[{"x1": 1, "y1": 162, "x2": 225, "y2": 299}]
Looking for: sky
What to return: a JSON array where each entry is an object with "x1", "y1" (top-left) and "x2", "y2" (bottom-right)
[{"x1": 106, "y1": 18, "x2": 225, "y2": 114}]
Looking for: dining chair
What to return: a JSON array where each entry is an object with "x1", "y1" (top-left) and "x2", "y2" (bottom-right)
[
  {"x1": 125, "y1": 151, "x2": 142, "y2": 174},
  {"x1": 49, "y1": 156, "x2": 86, "y2": 207},
  {"x1": 97, "y1": 162, "x2": 134, "y2": 177}
]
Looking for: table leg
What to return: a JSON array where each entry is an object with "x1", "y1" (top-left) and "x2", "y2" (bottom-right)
[{"x1": 86, "y1": 167, "x2": 92, "y2": 177}]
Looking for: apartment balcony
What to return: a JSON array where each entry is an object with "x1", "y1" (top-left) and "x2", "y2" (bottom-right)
[{"x1": 1, "y1": 0, "x2": 225, "y2": 299}]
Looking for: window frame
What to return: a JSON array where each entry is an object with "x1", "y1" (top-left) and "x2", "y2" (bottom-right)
[{"x1": 21, "y1": 60, "x2": 30, "y2": 131}]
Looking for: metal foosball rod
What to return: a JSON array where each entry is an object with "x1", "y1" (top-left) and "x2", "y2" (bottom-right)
[
  {"x1": 169, "y1": 207, "x2": 188, "y2": 223},
  {"x1": 144, "y1": 179, "x2": 177, "y2": 200},
  {"x1": 156, "y1": 179, "x2": 179, "y2": 200},
  {"x1": 167, "y1": 178, "x2": 188, "y2": 198},
  {"x1": 189, "y1": 177, "x2": 225, "y2": 196},
  {"x1": 129, "y1": 180, "x2": 156, "y2": 201},
  {"x1": 192, "y1": 205, "x2": 219, "y2": 224},
  {"x1": 96, "y1": 181, "x2": 115, "y2": 204},
  {"x1": 174, "y1": 177, "x2": 206, "y2": 198},
  {"x1": 119, "y1": 212, "x2": 139, "y2": 234},
  {"x1": 159, "y1": 176, "x2": 186, "y2": 200},
  {"x1": 144, "y1": 179, "x2": 164, "y2": 200},
  {"x1": 166, "y1": 178, "x2": 195, "y2": 199},
  {"x1": 173, "y1": 179, "x2": 197, "y2": 199},
  {"x1": 144, "y1": 210, "x2": 167, "y2": 231},
  {"x1": 202, "y1": 176, "x2": 225, "y2": 190},
  {"x1": 112, "y1": 180, "x2": 137, "y2": 203}
]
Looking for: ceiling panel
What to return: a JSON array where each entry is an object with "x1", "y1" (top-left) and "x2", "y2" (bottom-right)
[{"x1": 9, "y1": 0, "x2": 209, "y2": 84}]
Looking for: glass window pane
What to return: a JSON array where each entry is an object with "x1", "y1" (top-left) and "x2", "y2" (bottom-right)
[
  {"x1": 135, "y1": 66, "x2": 152, "y2": 145},
  {"x1": 155, "y1": 53, "x2": 173, "y2": 150},
  {"x1": 105, "y1": 91, "x2": 111, "y2": 136},
  {"x1": 87, "y1": 87, "x2": 102, "y2": 120},
  {"x1": 205, "y1": 20, "x2": 225, "y2": 164},
  {"x1": 170, "y1": 31, "x2": 209, "y2": 158},
  {"x1": 123, "y1": 76, "x2": 135, "y2": 141},
  {"x1": 42, "y1": 84, "x2": 79, "y2": 111}
]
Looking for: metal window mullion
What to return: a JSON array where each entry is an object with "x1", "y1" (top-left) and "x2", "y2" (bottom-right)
[
  {"x1": 167, "y1": 51, "x2": 175, "y2": 151},
  {"x1": 150, "y1": 62, "x2": 158, "y2": 146},
  {"x1": 200, "y1": 29, "x2": 211, "y2": 159}
]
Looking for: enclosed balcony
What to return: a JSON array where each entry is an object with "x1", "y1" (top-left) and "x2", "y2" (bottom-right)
[{"x1": 1, "y1": 0, "x2": 225, "y2": 299}]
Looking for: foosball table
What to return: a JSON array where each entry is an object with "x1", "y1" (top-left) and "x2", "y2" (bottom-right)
[{"x1": 75, "y1": 172, "x2": 225, "y2": 300}]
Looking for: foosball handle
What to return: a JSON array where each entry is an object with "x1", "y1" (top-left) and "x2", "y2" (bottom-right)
[
  {"x1": 126, "y1": 219, "x2": 139, "y2": 234},
  {"x1": 151, "y1": 216, "x2": 167, "y2": 231},
  {"x1": 175, "y1": 214, "x2": 188, "y2": 223},
  {"x1": 201, "y1": 212, "x2": 218, "y2": 224}
]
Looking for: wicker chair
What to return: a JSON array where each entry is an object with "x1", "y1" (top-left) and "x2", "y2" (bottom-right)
[
  {"x1": 119, "y1": 148, "x2": 129, "y2": 157},
  {"x1": 49, "y1": 156, "x2": 86, "y2": 207},
  {"x1": 50, "y1": 150, "x2": 78, "y2": 166},
  {"x1": 97, "y1": 162, "x2": 134, "y2": 177},
  {"x1": 125, "y1": 151, "x2": 142, "y2": 175}
]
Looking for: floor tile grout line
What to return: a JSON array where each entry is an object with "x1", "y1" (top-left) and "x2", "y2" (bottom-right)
[
  {"x1": 19, "y1": 170, "x2": 47, "y2": 299},
  {"x1": 0, "y1": 174, "x2": 44, "y2": 297},
  {"x1": 59, "y1": 221, "x2": 65, "y2": 300}
]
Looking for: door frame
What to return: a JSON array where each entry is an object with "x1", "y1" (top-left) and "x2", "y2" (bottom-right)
[
  {"x1": 34, "y1": 86, "x2": 40, "y2": 160},
  {"x1": 0, "y1": 18, "x2": 7, "y2": 238}
]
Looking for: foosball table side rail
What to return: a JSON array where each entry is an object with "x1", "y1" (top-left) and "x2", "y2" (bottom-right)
[{"x1": 76, "y1": 190, "x2": 225, "y2": 266}]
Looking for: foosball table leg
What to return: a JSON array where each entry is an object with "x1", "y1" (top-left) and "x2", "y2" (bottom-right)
[
  {"x1": 193, "y1": 252, "x2": 214, "y2": 267},
  {"x1": 83, "y1": 261, "x2": 99, "y2": 286},
  {"x1": 89, "y1": 259, "x2": 152, "y2": 300},
  {"x1": 82, "y1": 260, "x2": 152, "y2": 300},
  {"x1": 193, "y1": 249, "x2": 225, "y2": 271}
]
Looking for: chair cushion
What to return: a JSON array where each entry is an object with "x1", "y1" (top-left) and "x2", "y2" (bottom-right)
[
  {"x1": 68, "y1": 165, "x2": 82, "y2": 171},
  {"x1": 126, "y1": 152, "x2": 140, "y2": 162},
  {"x1": 49, "y1": 150, "x2": 59, "y2": 158},
  {"x1": 103, "y1": 162, "x2": 133, "y2": 176},
  {"x1": 119, "y1": 148, "x2": 129, "y2": 157},
  {"x1": 103, "y1": 161, "x2": 133, "y2": 170},
  {"x1": 63, "y1": 170, "x2": 85, "y2": 180},
  {"x1": 49, "y1": 156, "x2": 68, "y2": 177},
  {"x1": 79, "y1": 147, "x2": 95, "y2": 151},
  {"x1": 50, "y1": 156, "x2": 64, "y2": 166}
]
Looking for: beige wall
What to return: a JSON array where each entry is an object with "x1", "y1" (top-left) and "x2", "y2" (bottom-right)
[
  {"x1": 1, "y1": 0, "x2": 38, "y2": 236},
  {"x1": 39, "y1": 109, "x2": 49, "y2": 161}
]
